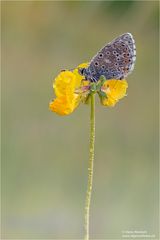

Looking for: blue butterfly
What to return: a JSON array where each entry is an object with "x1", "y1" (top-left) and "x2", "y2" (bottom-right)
[{"x1": 79, "y1": 33, "x2": 136, "y2": 82}]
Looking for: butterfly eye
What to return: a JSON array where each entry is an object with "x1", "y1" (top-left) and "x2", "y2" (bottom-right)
[{"x1": 79, "y1": 68, "x2": 85, "y2": 75}]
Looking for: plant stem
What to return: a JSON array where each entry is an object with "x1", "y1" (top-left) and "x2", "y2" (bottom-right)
[{"x1": 84, "y1": 93, "x2": 95, "y2": 240}]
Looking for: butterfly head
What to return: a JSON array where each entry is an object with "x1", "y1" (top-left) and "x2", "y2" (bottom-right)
[
  {"x1": 79, "y1": 67, "x2": 98, "y2": 82},
  {"x1": 78, "y1": 67, "x2": 86, "y2": 76},
  {"x1": 79, "y1": 67, "x2": 90, "y2": 80}
]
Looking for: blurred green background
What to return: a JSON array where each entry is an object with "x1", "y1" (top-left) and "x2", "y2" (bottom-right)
[{"x1": 2, "y1": 1, "x2": 159, "y2": 239}]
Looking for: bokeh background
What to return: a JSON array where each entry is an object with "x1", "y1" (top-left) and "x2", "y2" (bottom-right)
[{"x1": 2, "y1": 1, "x2": 159, "y2": 239}]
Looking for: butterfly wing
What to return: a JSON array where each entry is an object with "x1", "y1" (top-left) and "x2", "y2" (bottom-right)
[{"x1": 87, "y1": 33, "x2": 136, "y2": 81}]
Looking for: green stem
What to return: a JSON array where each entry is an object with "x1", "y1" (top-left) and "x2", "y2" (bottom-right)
[{"x1": 84, "y1": 93, "x2": 95, "y2": 240}]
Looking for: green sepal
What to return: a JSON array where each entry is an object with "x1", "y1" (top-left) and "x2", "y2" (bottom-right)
[
  {"x1": 96, "y1": 80, "x2": 102, "y2": 91},
  {"x1": 90, "y1": 83, "x2": 97, "y2": 93},
  {"x1": 99, "y1": 75, "x2": 107, "y2": 85},
  {"x1": 98, "y1": 91, "x2": 108, "y2": 105},
  {"x1": 99, "y1": 90, "x2": 107, "y2": 98},
  {"x1": 84, "y1": 94, "x2": 91, "y2": 104}
]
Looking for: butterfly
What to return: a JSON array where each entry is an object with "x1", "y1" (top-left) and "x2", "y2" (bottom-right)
[{"x1": 79, "y1": 33, "x2": 136, "y2": 82}]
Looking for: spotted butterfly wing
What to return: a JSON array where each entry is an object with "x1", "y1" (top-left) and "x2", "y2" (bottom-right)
[{"x1": 87, "y1": 33, "x2": 136, "y2": 82}]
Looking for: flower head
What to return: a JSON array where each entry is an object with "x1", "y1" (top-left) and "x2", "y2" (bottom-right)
[
  {"x1": 100, "y1": 79, "x2": 128, "y2": 107},
  {"x1": 49, "y1": 63, "x2": 89, "y2": 115},
  {"x1": 49, "y1": 63, "x2": 128, "y2": 115}
]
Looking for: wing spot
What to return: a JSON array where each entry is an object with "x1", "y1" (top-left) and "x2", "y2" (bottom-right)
[{"x1": 94, "y1": 62, "x2": 99, "y2": 66}]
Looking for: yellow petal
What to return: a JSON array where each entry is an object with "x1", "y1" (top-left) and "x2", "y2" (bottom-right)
[
  {"x1": 72, "y1": 62, "x2": 89, "y2": 87},
  {"x1": 49, "y1": 94, "x2": 80, "y2": 115},
  {"x1": 53, "y1": 71, "x2": 76, "y2": 97},
  {"x1": 50, "y1": 70, "x2": 81, "y2": 115},
  {"x1": 77, "y1": 62, "x2": 89, "y2": 69},
  {"x1": 101, "y1": 79, "x2": 128, "y2": 107},
  {"x1": 49, "y1": 63, "x2": 90, "y2": 115}
]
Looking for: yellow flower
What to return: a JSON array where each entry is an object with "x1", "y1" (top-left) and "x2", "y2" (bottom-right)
[
  {"x1": 49, "y1": 62, "x2": 128, "y2": 115},
  {"x1": 49, "y1": 63, "x2": 89, "y2": 115},
  {"x1": 100, "y1": 79, "x2": 128, "y2": 107}
]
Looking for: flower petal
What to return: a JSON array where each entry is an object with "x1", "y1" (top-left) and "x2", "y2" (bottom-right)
[
  {"x1": 49, "y1": 94, "x2": 80, "y2": 115},
  {"x1": 101, "y1": 79, "x2": 128, "y2": 107},
  {"x1": 49, "y1": 63, "x2": 89, "y2": 116},
  {"x1": 72, "y1": 62, "x2": 89, "y2": 87}
]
